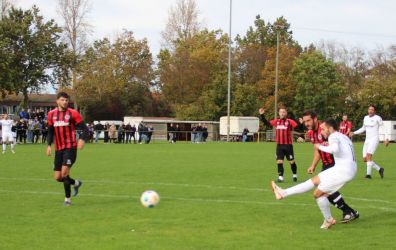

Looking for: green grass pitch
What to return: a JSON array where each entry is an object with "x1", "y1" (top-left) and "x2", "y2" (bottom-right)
[{"x1": 0, "y1": 142, "x2": 395, "y2": 249}]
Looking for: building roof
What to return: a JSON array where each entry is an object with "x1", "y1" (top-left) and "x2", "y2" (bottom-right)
[{"x1": 0, "y1": 93, "x2": 74, "y2": 105}]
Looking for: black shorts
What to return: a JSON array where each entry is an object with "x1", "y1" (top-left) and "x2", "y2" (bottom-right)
[
  {"x1": 276, "y1": 144, "x2": 295, "y2": 161},
  {"x1": 54, "y1": 149, "x2": 77, "y2": 171}
]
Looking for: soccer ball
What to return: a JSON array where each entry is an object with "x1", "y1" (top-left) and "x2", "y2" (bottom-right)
[{"x1": 140, "y1": 190, "x2": 160, "y2": 208}]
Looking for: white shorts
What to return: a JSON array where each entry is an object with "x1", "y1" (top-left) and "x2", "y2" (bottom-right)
[
  {"x1": 318, "y1": 163, "x2": 357, "y2": 194},
  {"x1": 2, "y1": 133, "x2": 14, "y2": 143},
  {"x1": 363, "y1": 139, "x2": 379, "y2": 158}
]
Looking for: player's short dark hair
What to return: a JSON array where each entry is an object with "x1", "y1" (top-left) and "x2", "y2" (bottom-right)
[
  {"x1": 57, "y1": 92, "x2": 69, "y2": 100},
  {"x1": 368, "y1": 104, "x2": 376, "y2": 110},
  {"x1": 302, "y1": 110, "x2": 317, "y2": 119},
  {"x1": 323, "y1": 118, "x2": 338, "y2": 130}
]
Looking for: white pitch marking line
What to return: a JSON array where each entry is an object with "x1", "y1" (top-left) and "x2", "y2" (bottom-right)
[
  {"x1": 0, "y1": 177, "x2": 395, "y2": 206},
  {"x1": 0, "y1": 189, "x2": 395, "y2": 212}
]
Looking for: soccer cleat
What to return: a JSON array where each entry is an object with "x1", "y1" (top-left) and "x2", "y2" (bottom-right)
[
  {"x1": 63, "y1": 200, "x2": 72, "y2": 206},
  {"x1": 270, "y1": 181, "x2": 285, "y2": 200},
  {"x1": 11, "y1": 150, "x2": 15, "y2": 154},
  {"x1": 293, "y1": 177, "x2": 297, "y2": 182},
  {"x1": 365, "y1": 175, "x2": 372, "y2": 179},
  {"x1": 341, "y1": 211, "x2": 359, "y2": 223},
  {"x1": 2, "y1": 151, "x2": 5, "y2": 154},
  {"x1": 73, "y1": 180, "x2": 83, "y2": 197},
  {"x1": 320, "y1": 218, "x2": 336, "y2": 229},
  {"x1": 379, "y1": 168, "x2": 384, "y2": 179}
]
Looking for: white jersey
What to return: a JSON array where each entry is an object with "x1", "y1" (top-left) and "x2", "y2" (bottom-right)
[
  {"x1": 0, "y1": 119, "x2": 13, "y2": 136},
  {"x1": 354, "y1": 115, "x2": 386, "y2": 142},
  {"x1": 319, "y1": 132, "x2": 356, "y2": 165}
]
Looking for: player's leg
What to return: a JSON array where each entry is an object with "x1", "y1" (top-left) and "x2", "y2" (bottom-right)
[
  {"x1": 366, "y1": 140, "x2": 384, "y2": 178},
  {"x1": 286, "y1": 145, "x2": 298, "y2": 182},
  {"x1": 327, "y1": 191, "x2": 359, "y2": 223},
  {"x1": 313, "y1": 189, "x2": 336, "y2": 229},
  {"x1": 362, "y1": 142, "x2": 373, "y2": 179},
  {"x1": 11, "y1": 136, "x2": 16, "y2": 153},
  {"x1": 276, "y1": 145, "x2": 285, "y2": 182},
  {"x1": 2, "y1": 135, "x2": 10, "y2": 153},
  {"x1": 271, "y1": 175, "x2": 319, "y2": 199}
]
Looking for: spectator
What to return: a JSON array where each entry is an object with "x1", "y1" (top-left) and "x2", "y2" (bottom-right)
[
  {"x1": 131, "y1": 124, "x2": 137, "y2": 144},
  {"x1": 125, "y1": 123, "x2": 132, "y2": 143},
  {"x1": 19, "y1": 109, "x2": 27, "y2": 120},
  {"x1": 202, "y1": 125, "x2": 208, "y2": 142},
  {"x1": 41, "y1": 121, "x2": 48, "y2": 144},
  {"x1": 168, "y1": 123, "x2": 175, "y2": 143},
  {"x1": 242, "y1": 128, "x2": 249, "y2": 142},
  {"x1": 104, "y1": 122, "x2": 110, "y2": 144},
  {"x1": 191, "y1": 125, "x2": 197, "y2": 143},
  {"x1": 117, "y1": 122, "x2": 125, "y2": 143},
  {"x1": 88, "y1": 123, "x2": 94, "y2": 143},
  {"x1": 147, "y1": 125, "x2": 154, "y2": 143},
  {"x1": 138, "y1": 122, "x2": 144, "y2": 143},
  {"x1": 19, "y1": 120, "x2": 27, "y2": 144},
  {"x1": 32, "y1": 117, "x2": 41, "y2": 143},
  {"x1": 109, "y1": 123, "x2": 117, "y2": 143},
  {"x1": 197, "y1": 123, "x2": 203, "y2": 143},
  {"x1": 94, "y1": 121, "x2": 104, "y2": 143},
  {"x1": 139, "y1": 124, "x2": 149, "y2": 144}
]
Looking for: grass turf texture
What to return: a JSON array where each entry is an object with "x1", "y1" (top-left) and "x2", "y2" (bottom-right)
[{"x1": 0, "y1": 142, "x2": 395, "y2": 250}]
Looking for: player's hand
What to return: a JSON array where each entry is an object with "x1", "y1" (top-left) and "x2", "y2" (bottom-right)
[
  {"x1": 77, "y1": 139, "x2": 85, "y2": 150},
  {"x1": 46, "y1": 146, "x2": 51, "y2": 156},
  {"x1": 307, "y1": 165, "x2": 315, "y2": 174},
  {"x1": 349, "y1": 132, "x2": 354, "y2": 137},
  {"x1": 384, "y1": 139, "x2": 390, "y2": 147},
  {"x1": 299, "y1": 117, "x2": 303, "y2": 124},
  {"x1": 314, "y1": 143, "x2": 321, "y2": 150},
  {"x1": 259, "y1": 108, "x2": 265, "y2": 115}
]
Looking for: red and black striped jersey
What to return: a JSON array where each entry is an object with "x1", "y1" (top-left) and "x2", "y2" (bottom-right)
[
  {"x1": 307, "y1": 127, "x2": 335, "y2": 166},
  {"x1": 339, "y1": 121, "x2": 352, "y2": 135},
  {"x1": 269, "y1": 118, "x2": 298, "y2": 145},
  {"x1": 47, "y1": 108, "x2": 83, "y2": 151}
]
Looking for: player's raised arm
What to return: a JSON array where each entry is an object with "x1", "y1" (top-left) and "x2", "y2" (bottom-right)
[{"x1": 258, "y1": 108, "x2": 272, "y2": 127}]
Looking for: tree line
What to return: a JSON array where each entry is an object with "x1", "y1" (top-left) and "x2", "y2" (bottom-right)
[{"x1": 0, "y1": 0, "x2": 395, "y2": 127}]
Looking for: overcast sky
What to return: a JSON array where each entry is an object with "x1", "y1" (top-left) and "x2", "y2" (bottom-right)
[{"x1": 17, "y1": 0, "x2": 396, "y2": 55}]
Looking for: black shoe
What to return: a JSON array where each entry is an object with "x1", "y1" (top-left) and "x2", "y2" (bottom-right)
[
  {"x1": 365, "y1": 175, "x2": 372, "y2": 179},
  {"x1": 293, "y1": 177, "x2": 297, "y2": 182},
  {"x1": 73, "y1": 180, "x2": 83, "y2": 197},
  {"x1": 341, "y1": 211, "x2": 359, "y2": 223},
  {"x1": 379, "y1": 168, "x2": 384, "y2": 179}
]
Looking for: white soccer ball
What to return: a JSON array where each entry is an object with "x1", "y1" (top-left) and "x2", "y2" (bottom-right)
[{"x1": 140, "y1": 190, "x2": 160, "y2": 208}]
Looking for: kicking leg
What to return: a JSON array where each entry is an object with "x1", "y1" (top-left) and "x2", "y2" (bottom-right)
[{"x1": 271, "y1": 175, "x2": 319, "y2": 200}]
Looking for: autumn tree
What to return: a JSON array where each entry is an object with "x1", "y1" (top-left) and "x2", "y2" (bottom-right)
[
  {"x1": 76, "y1": 31, "x2": 156, "y2": 120},
  {"x1": 161, "y1": 0, "x2": 202, "y2": 50},
  {"x1": 0, "y1": 6, "x2": 69, "y2": 104},
  {"x1": 291, "y1": 50, "x2": 345, "y2": 118},
  {"x1": 57, "y1": 0, "x2": 92, "y2": 109}
]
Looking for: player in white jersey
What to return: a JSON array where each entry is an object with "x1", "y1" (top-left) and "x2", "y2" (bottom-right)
[
  {"x1": 0, "y1": 114, "x2": 16, "y2": 154},
  {"x1": 350, "y1": 105, "x2": 390, "y2": 179},
  {"x1": 271, "y1": 118, "x2": 357, "y2": 229}
]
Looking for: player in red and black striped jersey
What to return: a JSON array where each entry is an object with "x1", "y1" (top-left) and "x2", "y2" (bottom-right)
[
  {"x1": 47, "y1": 92, "x2": 89, "y2": 206},
  {"x1": 339, "y1": 114, "x2": 352, "y2": 136},
  {"x1": 302, "y1": 111, "x2": 359, "y2": 223},
  {"x1": 259, "y1": 108, "x2": 301, "y2": 182}
]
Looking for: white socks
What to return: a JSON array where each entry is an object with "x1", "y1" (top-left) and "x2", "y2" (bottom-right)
[
  {"x1": 316, "y1": 196, "x2": 332, "y2": 220},
  {"x1": 283, "y1": 179, "x2": 315, "y2": 197},
  {"x1": 2, "y1": 144, "x2": 6, "y2": 151},
  {"x1": 11, "y1": 143, "x2": 15, "y2": 150},
  {"x1": 367, "y1": 161, "x2": 381, "y2": 175}
]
